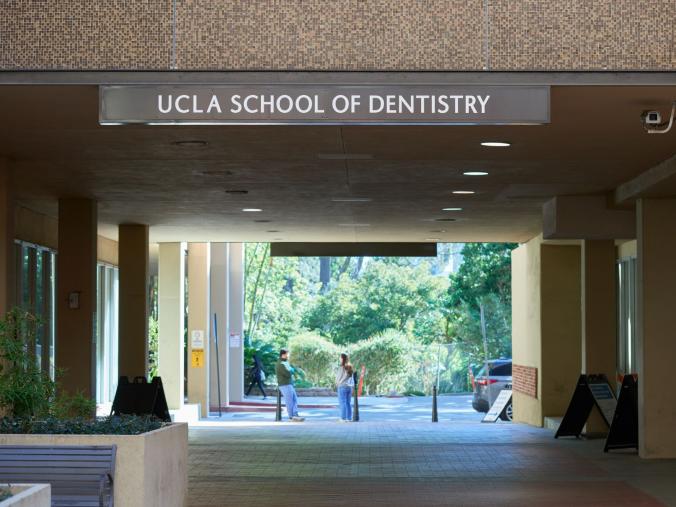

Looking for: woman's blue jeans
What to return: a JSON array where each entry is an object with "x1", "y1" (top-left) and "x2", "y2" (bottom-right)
[{"x1": 338, "y1": 385, "x2": 353, "y2": 420}]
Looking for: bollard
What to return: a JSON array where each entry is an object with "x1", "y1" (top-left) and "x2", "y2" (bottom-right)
[
  {"x1": 432, "y1": 385, "x2": 438, "y2": 422},
  {"x1": 275, "y1": 389, "x2": 283, "y2": 422},
  {"x1": 352, "y1": 372, "x2": 360, "y2": 422}
]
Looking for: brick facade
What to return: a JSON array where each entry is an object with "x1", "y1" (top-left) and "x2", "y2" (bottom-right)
[
  {"x1": 1, "y1": 1, "x2": 674, "y2": 71},
  {"x1": 513, "y1": 364, "x2": 538, "y2": 399}
]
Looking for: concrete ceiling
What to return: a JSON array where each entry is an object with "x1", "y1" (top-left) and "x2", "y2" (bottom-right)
[{"x1": 0, "y1": 84, "x2": 675, "y2": 243}]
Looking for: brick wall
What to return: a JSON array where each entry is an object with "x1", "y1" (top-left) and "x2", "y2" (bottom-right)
[
  {"x1": 1, "y1": 0, "x2": 674, "y2": 71},
  {"x1": 513, "y1": 364, "x2": 538, "y2": 399}
]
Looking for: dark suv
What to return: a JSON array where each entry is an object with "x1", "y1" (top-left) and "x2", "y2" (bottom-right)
[{"x1": 471, "y1": 359, "x2": 512, "y2": 420}]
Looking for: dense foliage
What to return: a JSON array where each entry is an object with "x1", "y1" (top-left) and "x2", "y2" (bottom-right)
[
  {"x1": 0, "y1": 415, "x2": 167, "y2": 435},
  {"x1": 0, "y1": 308, "x2": 96, "y2": 419},
  {"x1": 244, "y1": 243, "x2": 516, "y2": 394}
]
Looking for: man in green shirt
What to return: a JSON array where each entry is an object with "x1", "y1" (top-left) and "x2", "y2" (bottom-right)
[{"x1": 275, "y1": 349, "x2": 304, "y2": 422}]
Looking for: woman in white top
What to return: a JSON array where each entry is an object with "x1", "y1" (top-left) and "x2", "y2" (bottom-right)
[{"x1": 336, "y1": 353, "x2": 355, "y2": 422}]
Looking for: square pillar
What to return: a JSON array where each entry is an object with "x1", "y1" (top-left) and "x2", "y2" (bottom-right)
[
  {"x1": 187, "y1": 243, "x2": 210, "y2": 418},
  {"x1": 581, "y1": 239, "x2": 618, "y2": 435},
  {"x1": 512, "y1": 235, "x2": 581, "y2": 427},
  {"x1": 56, "y1": 198, "x2": 97, "y2": 396},
  {"x1": 637, "y1": 198, "x2": 676, "y2": 458},
  {"x1": 158, "y1": 243, "x2": 185, "y2": 410},
  {"x1": 0, "y1": 160, "x2": 14, "y2": 316},
  {"x1": 227, "y1": 243, "x2": 245, "y2": 403},
  {"x1": 209, "y1": 243, "x2": 229, "y2": 409},
  {"x1": 118, "y1": 224, "x2": 149, "y2": 379}
]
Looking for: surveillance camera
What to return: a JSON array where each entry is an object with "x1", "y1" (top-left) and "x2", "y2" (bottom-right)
[{"x1": 642, "y1": 110, "x2": 662, "y2": 125}]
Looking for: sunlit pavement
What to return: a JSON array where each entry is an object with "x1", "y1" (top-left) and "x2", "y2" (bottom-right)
[
  {"x1": 200, "y1": 394, "x2": 479, "y2": 424},
  {"x1": 187, "y1": 395, "x2": 676, "y2": 507}
]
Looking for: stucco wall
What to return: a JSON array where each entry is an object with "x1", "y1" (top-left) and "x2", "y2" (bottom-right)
[
  {"x1": 512, "y1": 236, "x2": 543, "y2": 426},
  {"x1": 512, "y1": 236, "x2": 582, "y2": 427},
  {"x1": 1, "y1": 1, "x2": 674, "y2": 71}
]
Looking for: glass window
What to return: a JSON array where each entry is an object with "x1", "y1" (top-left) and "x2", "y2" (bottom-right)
[
  {"x1": 14, "y1": 241, "x2": 56, "y2": 379},
  {"x1": 96, "y1": 263, "x2": 119, "y2": 404},
  {"x1": 491, "y1": 363, "x2": 512, "y2": 376},
  {"x1": 617, "y1": 257, "x2": 637, "y2": 376}
]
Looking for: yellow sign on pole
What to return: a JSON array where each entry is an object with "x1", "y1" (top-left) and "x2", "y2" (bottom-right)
[{"x1": 191, "y1": 350, "x2": 205, "y2": 368}]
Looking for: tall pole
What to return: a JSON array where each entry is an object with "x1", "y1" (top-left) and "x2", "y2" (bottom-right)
[
  {"x1": 214, "y1": 313, "x2": 222, "y2": 417},
  {"x1": 480, "y1": 303, "x2": 490, "y2": 382}
]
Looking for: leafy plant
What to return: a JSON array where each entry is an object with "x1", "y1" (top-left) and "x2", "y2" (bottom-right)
[
  {"x1": 148, "y1": 316, "x2": 159, "y2": 380},
  {"x1": 0, "y1": 308, "x2": 97, "y2": 420},
  {"x1": 350, "y1": 329, "x2": 412, "y2": 395},
  {"x1": 288, "y1": 333, "x2": 340, "y2": 387},
  {"x1": 0, "y1": 309, "x2": 55, "y2": 418},
  {"x1": 0, "y1": 487, "x2": 12, "y2": 501},
  {"x1": 0, "y1": 415, "x2": 167, "y2": 435}
]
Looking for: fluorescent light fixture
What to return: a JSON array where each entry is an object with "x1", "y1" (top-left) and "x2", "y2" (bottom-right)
[
  {"x1": 452, "y1": 191, "x2": 475, "y2": 195},
  {"x1": 331, "y1": 197, "x2": 373, "y2": 203},
  {"x1": 442, "y1": 207, "x2": 463, "y2": 211},
  {"x1": 463, "y1": 171, "x2": 489, "y2": 176},
  {"x1": 318, "y1": 153, "x2": 374, "y2": 160},
  {"x1": 242, "y1": 208, "x2": 263, "y2": 212},
  {"x1": 425, "y1": 238, "x2": 440, "y2": 242},
  {"x1": 480, "y1": 141, "x2": 510, "y2": 147},
  {"x1": 338, "y1": 223, "x2": 371, "y2": 227}
]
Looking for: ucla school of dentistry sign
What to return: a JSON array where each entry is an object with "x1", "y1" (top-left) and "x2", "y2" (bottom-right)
[{"x1": 99, "y1": 84, "x2": 549, "y2": 125}]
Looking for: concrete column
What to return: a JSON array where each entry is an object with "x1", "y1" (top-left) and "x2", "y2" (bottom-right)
[
  {"x1": 637, "y1": 198, "x2": 676, "y2": 458},
  {"x1": 0, "y1": 160, "x2": 14, "y2": 316},
  {"x1": 228, "y1": 243, "x2": 245, "y2": 403},
  {"x1": 581, "y1": 240, "x2": 618, "y2": 435},
  {"x1": 187, "y1": 243, "x2": 210, "y2": 418},
  {"x1": 158, "y1": 243, "x2": 185, "y2": 410},
  {"x1": 56, "y1": 198, "x2": 97, "y2": 396},
  {"x1": 209, "y1": 243, "x2": 229, "y2": 409},
  {"x1": 512, "y1": 235, "x2": 581, "y2": 427},
  {"x1": 118, "y1": 224, "x2": 149, "y2": 379}
]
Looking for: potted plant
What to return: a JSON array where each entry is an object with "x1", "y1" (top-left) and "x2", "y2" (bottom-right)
[{"x1": 0, "y1": 309, "x2": 187, "y2": 507}]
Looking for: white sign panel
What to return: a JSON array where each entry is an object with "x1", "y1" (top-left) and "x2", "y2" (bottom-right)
[
  {"x1": 589, "y1": 382, "x2": 617, "y2": 426},
  {"x1": 191, "y1": 330, "x2": 205, "y2": 350},
  {"x1": 229, "y1": 334, "x2": 241, "y2": 348},
  {"x1": 482, "y1": 388, "x2": 513, "y2": 423}
]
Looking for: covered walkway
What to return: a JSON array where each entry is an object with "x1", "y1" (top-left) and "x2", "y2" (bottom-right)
[{"x1": 187, "y1": 418, "x2": 675, "y2": 507}]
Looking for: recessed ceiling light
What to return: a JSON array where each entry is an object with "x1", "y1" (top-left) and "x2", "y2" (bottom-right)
[
  {"x1": 254, "y1": 219, "x2": 271, "y2": 223},
  {"x1": 267, "y1": 230, "x2": 280, "y2": 233},
  {"x1": 273, "y1": 238, "x2": 284, "y2": 241},
  {"x1": 463, "y1": 171, "x2": 489, "y2": 176},
  {"x1": 442, "y1": 207, "x2": 463, "y2": 211},
  {"x1": 425, "y1": 238, "x2": 440, "y2": 242},
  {"x1": 338, "y1": 223, "x2": 371, "y2": 227},
  {"x1": 171, "y1": 140, "x2": 208, "y2": 147},
  {"x1": 480, "y1": 141, "x2": 510, "y2": 147},
  {"x1": 435, "y1": 218, "x2": 457, "y2": 222},
  {"x1": 331, "y1": 197, "x2": 373, "y2": 203},
  {"x1": 452, "y1": 191, "x2": 475, "y2": 195},
  {"x1": 429, "y1": 230, "x2": 446, "y2": 233},
  {"x1": 242, "y1": 208, "x2": 262, "y2": 212}
]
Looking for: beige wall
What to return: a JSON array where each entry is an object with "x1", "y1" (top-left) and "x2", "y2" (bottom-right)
[
  {"x1": 512, "y1": 236, "x2": 543, "y2": 426},
  {"x1": 637, "y1": 198, "x2": 676, "y2": 458},
  {"x1": 187, "y1": 243, "x2": 210, "y2": 418},
  {"x1": 2, "y1": 1, "x2": 674, "y2": 71},
  {"x1": 512, "y1": 236, "x2": 582, "y2": 426},
  {"x1": 617, "y1": 239, "x2": 637, "y2": 259}
]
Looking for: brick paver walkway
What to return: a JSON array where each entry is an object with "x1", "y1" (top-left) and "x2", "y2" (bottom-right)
[{"x1": 188, "y1": 420, "x2": 675, "y2": 506}]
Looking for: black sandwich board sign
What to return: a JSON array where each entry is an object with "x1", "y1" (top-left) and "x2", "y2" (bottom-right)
[
  {"x1": 111, "y1": 376, "x2": 172, "y2": 422},
  {"x1": 604, "y1": 374, "x2": 638, "y2": 452},
  {"x1": 555, "y1": 374, "x2": 616, "y2": 438},
  {"x1": 482, "y1": 385, "x2": 512, "y2": 423}
]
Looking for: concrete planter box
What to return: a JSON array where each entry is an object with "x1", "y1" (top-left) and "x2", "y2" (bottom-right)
[
  {"x1": 0, "y1": 423, "x2": 187, "y2": 507},
  {"x1": 0, "y1": 484, "x2": 50, "y2": 507}
]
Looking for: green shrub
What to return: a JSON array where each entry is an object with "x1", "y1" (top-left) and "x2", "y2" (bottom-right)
[
  {"x1": 148, "y1": 316, "x2": 159, "y2": 380},
  {"x1": 0, "y1": 308, "x2": 97, "y2": 420},
  {"x1": 288, "y1": 333, "x2": 340, "y2": 387},
  {"x1": 0, "y1": 487, "x2": 11, "y2": 501},
  {"x1": 350, "y1": 329, "x2": 412, "y2": 395},
  {"x1": 0, "y1": 415, "x2": 167, "y2": 435}
]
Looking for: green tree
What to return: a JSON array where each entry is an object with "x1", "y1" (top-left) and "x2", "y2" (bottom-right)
[
  {"x1": 446, "y1": 243, "x2": 516, "y2": 366},
  {"x1": 304, "y1": 261, "x2": 448, "y2": 345}
]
